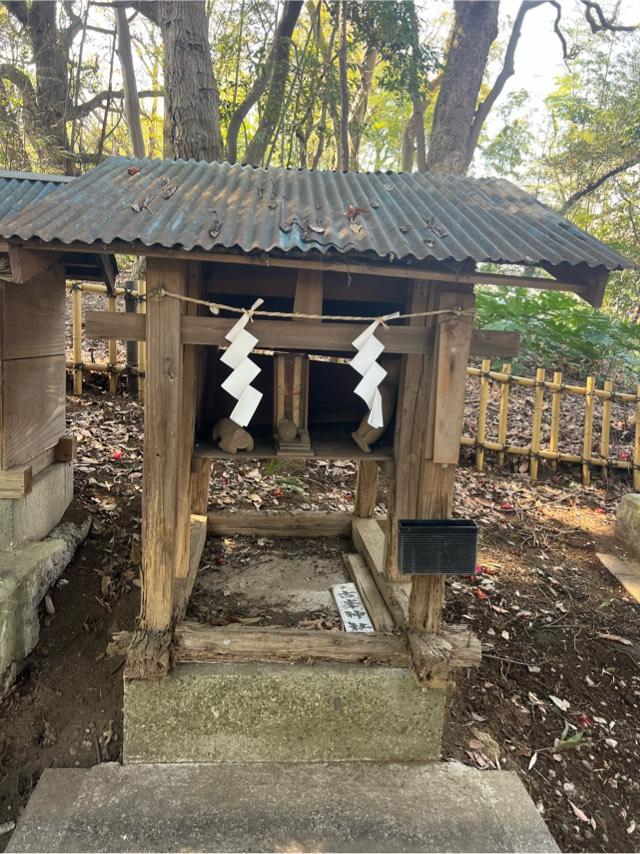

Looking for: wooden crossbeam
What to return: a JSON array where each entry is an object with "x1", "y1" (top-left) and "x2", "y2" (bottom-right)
[
  {"x1": 85, "y1": 310, "x2": 520, "y2": 358},
  {"x1": 207, "y1": 510, "x2": 354, "y2": 538},
  {"x1": 173, "y1": 620, "x2": 480, "y2": 672}
]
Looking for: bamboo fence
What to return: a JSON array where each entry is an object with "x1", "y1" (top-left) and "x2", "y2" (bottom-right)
[
  {"x1": 463, "y1": 359, "x2": 640, "y2": 488},
  {"x1": 66, "y1": 281, "x2": 146, "y2": 400},
  {"x1": 66, "y1": 286, "x2": 640, "y2": 486}
]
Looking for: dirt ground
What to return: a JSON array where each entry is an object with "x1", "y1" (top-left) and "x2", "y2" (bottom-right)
[{"x1": 0, "y1": 388, "x2": 639, "y2": 853}]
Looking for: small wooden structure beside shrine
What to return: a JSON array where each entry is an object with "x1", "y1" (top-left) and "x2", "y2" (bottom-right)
[{"x1": 0, "y1": 157, "x2": 630, "y2": 760}]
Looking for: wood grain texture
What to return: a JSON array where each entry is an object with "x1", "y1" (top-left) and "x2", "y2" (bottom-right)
[
  {"x1": 354, "y1": 460, "x2": 379, "y2": 517},
  {"x1": 175, "y1": 621, "x2": 408, "y2": 666},
  {"x1": 173, "y1": 514, "x2": 208, "y2": 621},
  {"x1": 207, "y1": 510, "x2": 354, "y2": 538},
  {"x1": 342, "y1": 552, "x2": 395, "y2": 632},
  {"x1": 0, "y1": 268, "x2": 65, "y2": 359},
  {"x1": 86, "y1": 309, "x2": 518, "y2": 358},
  {"x1": 174, "y1": 262, "x2": 202, "y2": 580},
  {"x1": 0, "y1": 354, "x2": 65, "y2": 469},
  {"x1": 141, "y1": 257, "x2": 188, "y2": 630}
]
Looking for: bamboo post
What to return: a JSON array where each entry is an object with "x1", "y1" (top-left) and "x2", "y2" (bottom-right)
[
  {"x1": 71, "y1": 283, "x2": 83, "y2": 395},
  {"x1": 634, "y1": 384, "x2": 640, "y2": 491},
  {"x1": 549, "y1": 370, "x2": 562, "y2": 471},
  {"x1": 107, "y1": 295, "x2": 118, "y2": 395},
  {"x1": 497, "y1": 362, "x2": 511, "y2": 466},
  {"x1": 582, "y1": 376, "x2": 595, "y2": 487},
  {"x1": 530, "y1": 367, "x2": 545, "y2": 481},
  {"x1": 476, "y1": 358, "x2": 491, "y2": 472},
  {"x1": 601, "y1": 379, "x2": 613, "y2": 476},
  {"x1": 137, "y1": 278, "x2": 146, "y2": 402}
]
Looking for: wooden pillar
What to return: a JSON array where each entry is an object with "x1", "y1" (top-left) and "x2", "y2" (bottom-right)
[
  {"x1": 71, "y1": 284, "x2": 83, "y2": 395},
  {"x1": 137, "y1": 278, "x2": 146, "y2": 402},
  {"x1": 140, "y1": 257, "x2": 190, "y2": 632},
  {"x1": 386, "y1": 281, "x2": 475, "y2": 634},
  {"x1": 354, "y1": 460, "x2": 379, "y2": 517},
  {"x1": 274, "y1": 269, "x2": 323, "y2": 445},
  {"x1": 175, "y1": 262, "x2": 204, "y2": 582},
  {"x1": 107, "y1": 295, "x2": 118, "y2": 395}
]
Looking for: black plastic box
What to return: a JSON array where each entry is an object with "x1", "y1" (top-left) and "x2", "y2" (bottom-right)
[{"x1": 398, "y1": 519, "x2": 478, "y2": 576}]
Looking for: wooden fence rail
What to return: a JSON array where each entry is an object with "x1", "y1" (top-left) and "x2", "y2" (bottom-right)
[
  {"x1": 66, "y1": 287, "x2": 640, "y2": 486},
  {"x1": 463, "y1": 359, "x2": 640, "y2": 488},
  {"x1": 65, "y1": 281, "x2": 146, "y2": 401}
]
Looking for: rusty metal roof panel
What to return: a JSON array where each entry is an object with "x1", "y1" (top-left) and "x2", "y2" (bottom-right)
[
  {"x1": 0, "y1": 170, "x2": 72, "y2": 221},
  {"x1": 0, "y1": 156, "x2": 631, "y2": 271}
]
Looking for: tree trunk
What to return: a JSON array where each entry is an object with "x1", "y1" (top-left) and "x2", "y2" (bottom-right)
[
  {"x1": 116, "y1": 6, "x2": 145, "y2": 158},
  {"x1": 427, "y1": 0, "x2": 499, "y2": 175},
  {"x1": 2, "y1": 1, "x2": 73, "y2": 172},
  {"x1": 159, "y1": 0, "x2": 224, "y2": 162},
  {"x1": 241, "y1": 0, "x2": 303, "y2": 166},
  {"x1": 349, "y1": 45, "x2": 377, "y2": 170},
  {"x1": 337, "y1": 0, "x2": 349, "y2": 171},
  {"x1": 227, "y1": 0, "x2": 302, "y2": 164}
]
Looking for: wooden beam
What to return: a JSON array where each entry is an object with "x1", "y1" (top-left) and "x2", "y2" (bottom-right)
[
  {"x1": 173, "y1": 514, "x2": 208, "y2": 621},
  {"x1": 207, "y1": 510, "x2": 353, "y2": 538},
  {"x1": 0, "y1": 465, "x2": 32, "y2": 499},
  {"x1": 19, "y1": 239, "x2": 595, "y2": 298},
  {"x1": 6, "y1": 245, "x2": 60, "y2": 284},
  {"x1": 174, "y1": 262, "x2": 203, "y2": 581},
  {"x1": 385, "y1": 281, "x2": 434, "y2": 581},
  {"x1": 175, "y1": 621, "x2": 408, "y2": 666},
  {"x1": 354, "y1": 460, "x2": 379, "y2": 517},
  {"x1": 410, "y1": 287, "x2": 476, "y2": 635},
  {"x1": 54, "y1": 435, "x2": 76, "y2": 463},
  {"x1": 342, "y1": 552, "x2": 395, "y2": 632},
  {"x1": 352, "y1": 517, "x2": 407, "y2": 623},
  {"x1": 140, "y1": 257, "x2": 188, "y2": 632},
  {"x1": 190, "y1": 458, "x2": 211, "y2": 515},
  {"x1": 86, "y1": 310, "x2": 519, "y2": 358},
  {"x1": 174, "y1": 620, "x2": 480, "y2": 673}
]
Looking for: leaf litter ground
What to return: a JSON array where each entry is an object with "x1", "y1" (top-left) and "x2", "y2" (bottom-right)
[{"x1": 0, "y1": 387, "x2": 638, "y2": 853}]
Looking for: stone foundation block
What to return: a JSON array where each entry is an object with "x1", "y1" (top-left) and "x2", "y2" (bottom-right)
[
  {"x1": 616, "y1": 493, "x2": 640, "y2": 559},
  {"x1": 0, "y1": 517, "x2": 90, "y2": 693},
  {"x1": 124, "y1": 660, "x2": 446, "y2": 764},
  {"x1": 0, "y1": 462, "x2": 73, "y2": 550}
]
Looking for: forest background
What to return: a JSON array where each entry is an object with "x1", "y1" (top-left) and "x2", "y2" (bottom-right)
[{"x1": 0, "y1": 0, "x2": 639, "y2": 379}]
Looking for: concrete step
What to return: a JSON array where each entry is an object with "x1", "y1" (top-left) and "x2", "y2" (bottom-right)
[{"x1": 8, "y1": 761, "x2": 559, "y2": 853}]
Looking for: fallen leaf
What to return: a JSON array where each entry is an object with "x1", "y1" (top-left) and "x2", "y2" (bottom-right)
[
  {"x1": 596, "y1": 632, "x2": 632, "y2": 646},
  {"x1": 549, "y1": 695, "x2": 570, "y2": 712},
  {"x1": 569, "y1": 801, "x2": 590, "y2": 823}
]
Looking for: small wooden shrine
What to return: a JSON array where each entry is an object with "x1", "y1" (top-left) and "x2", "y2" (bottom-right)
[{"x1": 0, "y1": 158, "x2": 630, "y2": 757}]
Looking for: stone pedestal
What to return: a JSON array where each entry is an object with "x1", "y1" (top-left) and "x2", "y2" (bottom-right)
[
  {"x1": 124, "y1": 661, "x2": 446, "y2": 764},
  {"x1": 0, "y1": 462, "x2": 73, "y2": 550},
  {"x1": 615, "y1": 493, "x2": 640, "y2": 559}
]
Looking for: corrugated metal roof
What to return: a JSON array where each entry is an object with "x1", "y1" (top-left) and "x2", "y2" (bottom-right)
[
  {"x1": 0, "y1": 156, "x2": 631, "y2": 271},
  {"x1": 0, "y1": 170, "x2": 71, "y2": 221}
]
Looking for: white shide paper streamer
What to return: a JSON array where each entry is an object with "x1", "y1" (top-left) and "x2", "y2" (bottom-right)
[
  {"x1": 349, "y1": 314, "x2": 399, "y2": 428},
  {"x1": 220, "y1": 299, "x2": 264, "y2": 427}
]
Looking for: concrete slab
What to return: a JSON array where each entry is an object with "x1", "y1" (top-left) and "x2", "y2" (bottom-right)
[
  {"x1": 597, "y1": 551, "x2": 640, "y2": 603},
  {"x1": 124, "y1": 661, "x2": 446, "y2": 763},
  {"x1": 0, "y1": 462, "x2": 73, "y2": 550},
  {"x1": 7, "y1": 761, "x2": 559, "y2": 853},
  {"x1": 0, "y1": 516, "x2": 90, "y2": 693}
]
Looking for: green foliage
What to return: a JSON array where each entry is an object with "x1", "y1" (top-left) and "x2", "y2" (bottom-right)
[
  {"x1": 475, "y1": 286, "x2": 640, "y2": 381},
  {"x1": 347, "y1": 1, "x2": 439, "y2": 99}
]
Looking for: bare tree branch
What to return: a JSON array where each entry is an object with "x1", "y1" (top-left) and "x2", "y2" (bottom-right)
[
  {"x1": 581, "y1": 0, "x2": 637, "y2": 33},
  {"x1": 560, "y1": 157, "x2": 640, "y2": 213},
  {"x1": 69, "y1": 88, "x2": 163, "y2": 119},
  {"x1": 0, "y1": 62, "x2": 37, "y2": 115},
  {"x1": 470, "y1": 1, "x2": 545, "y2": 152},
  {"x1": 226, "y1": 0, "x2": 303, "y2": 163}
]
